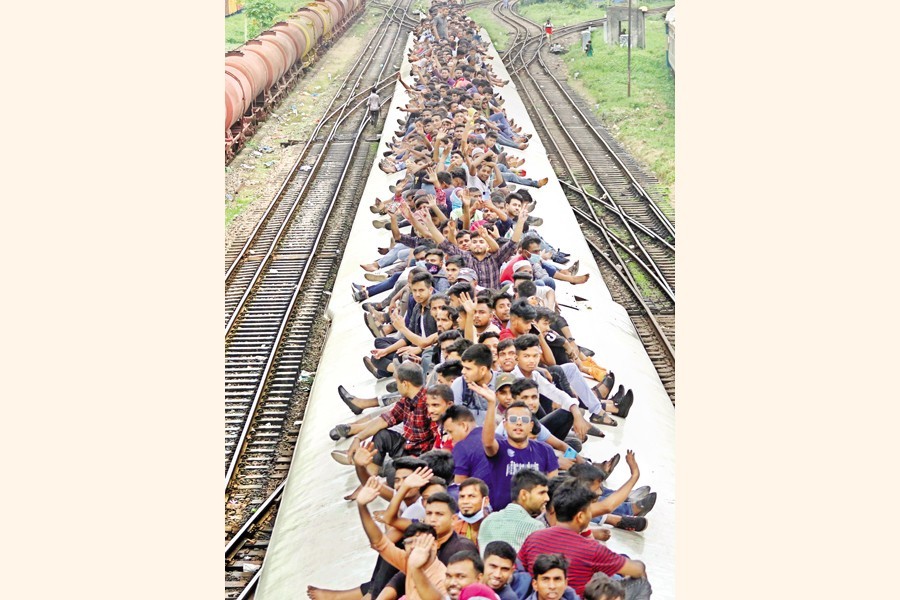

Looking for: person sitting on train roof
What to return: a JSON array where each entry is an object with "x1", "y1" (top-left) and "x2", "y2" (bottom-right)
[
  {"x1": 329, "y1": 361, "x2": 437, "y2": 474},
  {"x1": 566, "y1": 461, "x2": 655, "y2": 528},
  {"x1": 356, "y1": 477, "x2": 449, "y2": 600},
  {"x1": 364, "y1": 271, "x2": 437, "y2": 380},
  {"x1": 476, "y1": 391, "x2": 559, "y2": 512},
  {"x1": 475, "y1": 469, "x2": 549, "y2": 553},
  {"x1": 518, "y1": 481, "x2": 651, "y2": 600}
]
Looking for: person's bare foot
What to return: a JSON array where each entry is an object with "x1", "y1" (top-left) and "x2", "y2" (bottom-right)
[
  {"x1": 572, "y1": 274, "x2": 589, "y2": 284},
  {"x1": 344, "y1": 483, "x2": 363, "y2": 501},
  {"x1": 307, "y1": 587, "x2": 364, "y2": 600},
  {"x1": 360, "y1": 262, "x2": 378, "y2": 272}
]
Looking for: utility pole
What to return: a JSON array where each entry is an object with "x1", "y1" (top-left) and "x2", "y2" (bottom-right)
[{"x1": 627, "y1": 0, "x2": 632, "y2": 97}]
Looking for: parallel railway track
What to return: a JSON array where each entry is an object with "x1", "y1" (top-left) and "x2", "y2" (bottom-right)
[
  {"x1": 491, "y1": 1, "x2": 676, "y2": 402},
  {"x1": 224, "y1": 1, "x2": 415, "y2": 597}
]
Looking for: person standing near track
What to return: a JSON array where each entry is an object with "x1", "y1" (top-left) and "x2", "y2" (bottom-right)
[
  {"x1": 544, "y1": 19, "x2": 553, "y2": 43},
  {"x1": 368, "y1": 87, "x2": 381, "y2": 131}
]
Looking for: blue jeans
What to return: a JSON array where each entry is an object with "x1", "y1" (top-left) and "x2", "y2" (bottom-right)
[
  {"x1": 366, "y1": 272, "x2": 403, "y2": 296},
  {"x1": 590, "y1": 487, "x2": 634, "y2": 518},
  {"x1": 377, "y1": 244, "x2": 410, "y2": 268}
]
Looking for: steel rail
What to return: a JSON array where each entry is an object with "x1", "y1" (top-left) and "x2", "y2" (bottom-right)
[
  {"x1": 490, "y1": 1, "x2": 674, "y2": 298},
  {"x1": 224, "y1": 114, "x2": 371, "y2": 494},
  {"x1": 225, "y1": 3, "x2": 410, "y2": 283},
  {"x1": 225, "y1": 0, "x2": 414, "y2": 491},
  {"x1": 506, "y1": 3, "x2": 675, "y2": 236},
  {"x1": 225, "y1": 3, "x2": 413, "y2": 334}
]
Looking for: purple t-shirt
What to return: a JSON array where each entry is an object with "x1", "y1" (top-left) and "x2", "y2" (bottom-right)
[
  {"x1": 485, "y1": 438, "x2": 559, "y2": 511},
  {"x1": 453, "y1": 427, "x2": 492, "y2": 483}
]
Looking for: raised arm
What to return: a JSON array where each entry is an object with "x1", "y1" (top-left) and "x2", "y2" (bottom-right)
[
  {"x1": 592, "y1": 450, "x2": 641, "y2": 517},
  {"x1": 383, "y1": 466, "x2": 433, "y2": 532},
  {"x1": 406, "y1": 534, "x2": 444, "y2": 600},
  {"x1": 357, "y1": 477, "x2": 387, "y2": 546},
  {"x1": 472, "y1": 381, "x2": 500, "y2": 457},
  {"x1": 510, "y1": 204, "x2": 528, "y2": 244}
]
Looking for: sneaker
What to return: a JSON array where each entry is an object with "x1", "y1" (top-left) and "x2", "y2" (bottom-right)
[
  {"x1": 526, "y1": 216, "x2": 543, "y2": 227},
  {"x1": 614, "y1": 515, "x2": 648, "y2": 532},
  {"x1": 386, "y1": 381, "x2": 398, "y2": 394},
  {"x1": 568, "y1": 260, "x2": 580, "y2": 276},
  {"x1": 372, "y1": 217, "x2": 389, "y2": 228},
  {"x1": 365, "y1": 272, "x2": 389, "y2": 282},
  {"x1": 615, "y1": 389, "x2": 635, "y2": 418},
  {"x1": 351, "y1": 284, "x2": 367, "y2": 303}
]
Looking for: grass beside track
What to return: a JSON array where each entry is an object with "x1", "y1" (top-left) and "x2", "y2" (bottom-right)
[
  {"x1": 226, "y1": 1, "x2": 307, "y2": 51},
  {"x1": 467, "y1": 8, "x2": 510, "y2": 51},
  {"x1": 518, "y1": 1, "x2": 675, "y2": 203}
]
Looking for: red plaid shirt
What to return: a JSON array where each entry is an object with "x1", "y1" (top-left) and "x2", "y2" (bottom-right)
[{"x1": 380, "y1": 387, "x2": 437, "y2": 455}]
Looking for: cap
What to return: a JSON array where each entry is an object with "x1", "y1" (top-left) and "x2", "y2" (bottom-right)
[
  {"x1": 457, "y1": 268, "x2": 477, "y2": 283},
  {"x1": 494, "y1": 372, "x2": 518, "y2": 390},
  {"x1": 459, "y1": 584, "x2": 500, "y2": 600}
]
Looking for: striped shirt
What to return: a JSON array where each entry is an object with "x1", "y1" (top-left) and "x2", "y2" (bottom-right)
[
  {"x1": 476, "y1": 503, "x2": 545, "y2": 553},
  {"x1": 518, "y1": 526, "x2": 627, "y2": 596}
]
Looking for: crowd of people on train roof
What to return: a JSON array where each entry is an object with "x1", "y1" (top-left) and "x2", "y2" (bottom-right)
[{"x1": 308, "y1": 3, "x2": 656, "y2": 600}]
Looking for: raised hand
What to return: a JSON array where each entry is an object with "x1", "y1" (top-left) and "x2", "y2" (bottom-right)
[
  {"x1": 406, "y1": 533, "x2": 435, "y2": 569},
  {"x1": 626, "y1": 449, "x2": 639, "y2": 477},
  {"x1": 403, "y1": 466, "x2": 434, "y2": 490},
  {"x1": 356, "y1": 476, "x2": 384, "y2": 506},
  {"x1": 353, "y1": 440, "x2": 377, "y2": 467},
  {"x1": 459, "y1": 291, "x2": 476, "y2": 316}
]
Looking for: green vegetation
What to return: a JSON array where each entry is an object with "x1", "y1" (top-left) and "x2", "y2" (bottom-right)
[
  {"x1": 467, "y1": 8, "x2": 509, "y2": 51},
  {"x1": 225, "y1": 0, "x2": 307, "y2": 51},
  {"x1": 517, "y1": 1, "x2": 604, "y2": 28},
  {"x1": 517, "y1": 0, "x2": 675, "y2": 26},
  {"x1": 565, "y1": 11, "x2": 674, "y2": 202},
  {"x1": 515, "y1": 1, "x2": 675, "y2": 202}
]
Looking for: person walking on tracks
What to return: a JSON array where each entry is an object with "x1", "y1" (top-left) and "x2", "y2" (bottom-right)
[{"x1": 367, "y1": 87, "x2": 381, "y2": 131}]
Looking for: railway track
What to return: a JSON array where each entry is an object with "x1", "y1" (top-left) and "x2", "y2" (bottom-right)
[
  {"x1": 224, "y1": 1, "x2": 415, "y2": 596},
  {"x1": 491, "y1": 1, "x2": 676, "y2": 403}
]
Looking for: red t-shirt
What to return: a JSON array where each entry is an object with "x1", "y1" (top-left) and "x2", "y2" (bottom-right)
[
  {"x1": 499, "y1": 253, "x2": 528, "y2": 284},
  {"x1": 498, "y1": 327, "x2": 516, "y2": 341},
  {"x1": 519, "y1": 526, "x2": 627, "y2": 596}
]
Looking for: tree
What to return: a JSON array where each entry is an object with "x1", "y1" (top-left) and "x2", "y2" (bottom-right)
[{"x1": 245, "y1": 0, "x2": 279, "y2": 38}]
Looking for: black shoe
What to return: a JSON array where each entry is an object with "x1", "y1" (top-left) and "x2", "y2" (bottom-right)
[
  {"x1": 599, "y1": 371, "x2": 615, "y2": 398},
  {"x1": 579, "y1": 345, "x2": 595, "y2": 357},
  {"x1": 608, "y1": 385, "x2": 626, "y2": 404},
  {"x1": 615, "y1": 389, "x2": 634, "y2": 418},
  {"x1": 329, "y1": 423, "x2": 351, "y2": 441},
  {"x1": 363, "y1": 356, "x2": 382, "y2": 379},
  {"x1": 386, "y1": 381, "x2": 398, "y2": 394},
  {"x1": 600, "y1": 453, "x2": 620, "y2": 477},
  {"x1": 628, "y1": 485, "x2": 652, "y2": 502},
  {"x1": 633, "y1": 492, "x2": 657, "y2": 516},
  {"x1": 614, "y1": 515, "x2": 648, "y2": 532},
  {"x1": 338, "y1": 385, "x2": 362, "y2": 415}
]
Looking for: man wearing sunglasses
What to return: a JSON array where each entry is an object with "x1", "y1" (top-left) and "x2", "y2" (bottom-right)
[{"x1": 471, "y1": 380, "x2": 558, "y2": 511}]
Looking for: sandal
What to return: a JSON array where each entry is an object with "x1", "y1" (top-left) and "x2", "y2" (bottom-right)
[{"x1": 589, "y1": 411, "x2": 618, "y2": 427}]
